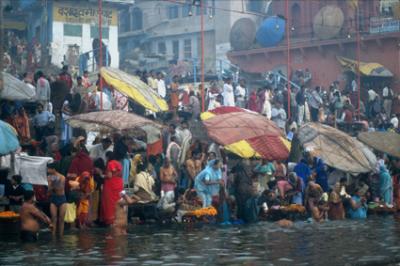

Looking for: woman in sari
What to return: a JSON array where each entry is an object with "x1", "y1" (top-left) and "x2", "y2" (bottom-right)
[
  {"x1": 170, "y1": 76, "x2": 180, "y2": 113},
  {"x1": 13, "y1": 106, "x2": 30, "y2": 142},
  {"x1": 100, "y1": 152, "x2": 124, "y2": 226},
  {"x1": 248, "y1": 91, "x2": 258, "y2": 112},
  {"x1": 380, "y1": 165, "x2": 393, "y2": 206},
  {"x1": 194, "y1": 159, "x2": 222, "y2": 207}
]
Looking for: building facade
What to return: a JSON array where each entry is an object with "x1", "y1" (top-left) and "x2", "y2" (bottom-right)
[
  {"x1": 118, "y1": 0, "x2": 262, "y2": 74},
  {"x1": 227, "y1": 0, "x2": 400, "y2": 97},
  {"x1": 9, "y1": 0, "x2": 124, "y2": 70}
]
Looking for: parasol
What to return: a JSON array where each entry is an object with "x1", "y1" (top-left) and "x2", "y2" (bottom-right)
[
  {"x1": 358, "y1": 131, "x2": 400, "y2": 158},
  {"x1": 0, "y1": 120, "x2": 20, "y2": 156},
  {"x1": 1, "y1": 72, "x2": 35, "y2": 101},
  {"x1": 297, "y1": 123, "x2": 376, "y2": 174},
  {"x1": 201, "y1": 107, "x2": 290, "y2": 160},
  {"x1": 100, "y1": 67, "x2": 168, "y2": 112},
  {"x1": 66, "y1": 110, "x2": 161, "y2": 143}
]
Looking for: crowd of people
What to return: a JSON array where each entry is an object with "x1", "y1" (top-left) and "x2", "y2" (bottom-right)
[{"x1": 0, "y1": 62, "x2": 399, "y2": 243}]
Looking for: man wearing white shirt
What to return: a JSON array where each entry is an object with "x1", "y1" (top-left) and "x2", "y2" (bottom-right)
[
  {"x1": 89, "y1": 138, "x2": 113, "y2": 161},
  {"x1": 382, "y1": 84, "x2": 393, "y2": 117},
  {"x1": 157, "y1": 72, "x2": 166, "y2": 98},
  {"x1": 271, "y1": 101, "x2": 287, "y2": 133},
  {"x1": 223, "y1": 77, "x2": 235, "y2": 107},
  {"x1": 235, "y1": 79, "x2": 247, "y2": 108}
]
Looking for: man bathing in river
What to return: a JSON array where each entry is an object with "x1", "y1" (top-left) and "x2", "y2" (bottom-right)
[
  {"x1": 20, "y1": 191, "x2": 52, "y2": 242},
  {"x1": 112, "y1": 191, "x2": 139, "y2": 236}
]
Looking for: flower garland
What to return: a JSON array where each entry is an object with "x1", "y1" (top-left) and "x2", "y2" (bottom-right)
[
  {"x1": 186, "y1": 206, "x2": 218, "y2": 218},
  {"x1": 0, "y1": 211, "x2": 20, "y2": 218}
]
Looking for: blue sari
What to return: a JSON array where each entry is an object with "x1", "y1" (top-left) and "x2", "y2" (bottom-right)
[{"x1": 380, "y1": 166, "x2": 393, "y2": 205}]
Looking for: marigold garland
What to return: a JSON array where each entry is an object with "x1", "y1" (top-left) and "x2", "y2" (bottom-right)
[
  {"x1": 186, "y1": 206, "x2": 218, "y2": 218},
  {"x1": 0, "y1": 211, "x2": 20, "y2": 218}
]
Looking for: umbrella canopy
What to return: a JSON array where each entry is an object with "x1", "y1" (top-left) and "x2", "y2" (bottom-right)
[
  {"x1": 66, "y1": 110, "x2": 162, "y2": 143},
  {"x1": 201, "y1": 107, "x2": 290, "y2": 160},
  {"x1": 0, "y1": 120, "x2": 20, "y2": 156},
  {"x1": 1, "y1": 72, "x2": 35, "y2": 101},
  {"x1": 358, "y1": 131, "x2": 400, "y2": 158},
  {"x1": 297, "y1": 123, "x2": 376, "y2": 174},
  {"x1": 337, "y1": 56, "x2": 393, "y2": 77},
  {"x1": 100, "y1": 67, "x2": 168, "y2": 112}
]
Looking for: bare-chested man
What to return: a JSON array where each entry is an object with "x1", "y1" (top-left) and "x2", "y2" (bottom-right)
[
  {"x1": 112, "y1": 191, "x2": 138, "y2": 237},
  {"x1": 20, "y1": 190, "x2": 52, "y2": 242}
]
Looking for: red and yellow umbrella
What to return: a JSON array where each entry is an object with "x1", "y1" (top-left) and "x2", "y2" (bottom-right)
[{"x1": 201, "y1": 107, "x2": 290, "y2": 160}]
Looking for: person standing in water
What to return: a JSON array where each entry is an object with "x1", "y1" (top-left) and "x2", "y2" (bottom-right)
[
  {"x1": 47, "y1": 163, "x2": 67, "y2": 237},
  {"x1": 112, "y1": 191, "x2": 138, "y2": 237},
  {"x1": 20, "y1": 190, "x2": 52, "y2": 242}
]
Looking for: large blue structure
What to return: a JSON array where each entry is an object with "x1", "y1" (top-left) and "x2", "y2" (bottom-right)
[{"x1": 255, "y1": 16, "x2": 286, "y2": 48}]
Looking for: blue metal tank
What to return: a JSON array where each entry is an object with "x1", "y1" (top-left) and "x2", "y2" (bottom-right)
[{"x1": 256, "y1": 16, "x2": 286, "y2": 47}]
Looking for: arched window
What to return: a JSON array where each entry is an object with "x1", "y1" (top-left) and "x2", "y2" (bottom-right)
[
  {"x1": 291, "y1": 3, "x2": 301, "y2": 37},
  {"x1": 131, "y1": 8, "x2": 143, "y2": 31}
]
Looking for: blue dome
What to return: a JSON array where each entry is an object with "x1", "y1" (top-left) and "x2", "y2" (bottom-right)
[{"x1": 256, "y1": 16, "x2": 286, "y2": 47}]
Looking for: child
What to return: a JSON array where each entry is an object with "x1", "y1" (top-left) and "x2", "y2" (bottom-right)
[
  {"x1": 112, "y1": 191, "x2": 139, "y2": 236},
  {"x1": 76, "y1": 171, "x2": 94, "y2": 229}
]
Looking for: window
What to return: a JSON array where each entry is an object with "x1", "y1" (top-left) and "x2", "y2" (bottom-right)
[
  {"x1": 168, "y1": 5, "x2": 179, "y2": 19},
  {"x1": 184, "y1": 39, "x2": 192, "y2": 59},
  {"x1": 172, "y1": 40, "x2": 179, "y2": 59},
  {"x1": 247, "y1": 0, "x2": 263, "y2": 13},
  {"x1": 182, "y1": 3, "x2": 191, "y2": 17},
  {"x1": 90, "y1": 26, "x2": 109, "y2": 39},
  {"x1": 158, "y1": 42, "x2": 166, "y2": 55},
  {"x1": 120, "y1": 10, "x2": 130, "y2": 33},
  {"x1": 64, "y1": 24, "x2": 82, "y2": 37},
  {"x1": 131, "y1": 8, "x2": 143, "y2": 31},
  {"x1": 196, "y1": 0, "x2": 207, "y2": 15}
]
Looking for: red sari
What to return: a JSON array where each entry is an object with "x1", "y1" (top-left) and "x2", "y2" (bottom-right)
[{"x1": 100, "y1": 160, "x2": 124, "y2": 225}]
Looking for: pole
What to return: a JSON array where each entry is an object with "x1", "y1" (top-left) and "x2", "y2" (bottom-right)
[
  {"x1": 98, "y1": 0, "x2": 103, "y2": 111},
  {"x1": 285, "y1": 0, "x2": 291, "y2": 119},
  {"x1": 200, "y1": 0, "x2": 205, "y2": 112},
  {"x1": 0, "y1": 0, "x2": 4, "y2": 92},
  {"x1": 356, "y1": 5, "x2": 361, "y2": 119}
]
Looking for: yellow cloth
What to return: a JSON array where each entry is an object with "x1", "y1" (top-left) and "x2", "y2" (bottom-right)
[{"x1": 64, "y1": 203, "x2": 77, "y2": 223}]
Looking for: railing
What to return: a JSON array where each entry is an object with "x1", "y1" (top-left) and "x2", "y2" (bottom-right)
[
  {"x1": 369, "y1": 16, "x2": 400, "y2": 34},
  {"x1": 78, "y1": 47, "x2": 109, "y2": 75},
  {"x1": 272, "y1": 72, "x2": 302, "y2": 91}
]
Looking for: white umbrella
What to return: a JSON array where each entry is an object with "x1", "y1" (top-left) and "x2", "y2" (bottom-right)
[{"x1": 1, "y1": 72, "x2": 35, "y2": 101}]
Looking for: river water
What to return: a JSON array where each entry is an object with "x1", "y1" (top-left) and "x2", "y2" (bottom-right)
[{"x1": 1, "y1": 216, "x2": 400, "y2": 265}]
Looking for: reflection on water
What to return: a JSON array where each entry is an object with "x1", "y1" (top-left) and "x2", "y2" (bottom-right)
[{"x1": 1, "y1": 217, "x2": 400, "y2": 265}]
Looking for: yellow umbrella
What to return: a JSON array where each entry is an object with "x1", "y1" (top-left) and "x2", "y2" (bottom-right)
[{"x1": 100, "y1": 67, "x2": 168, "y2": 112}]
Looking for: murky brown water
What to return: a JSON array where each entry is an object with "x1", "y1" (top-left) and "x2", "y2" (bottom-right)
[{"x1": 1, "y1": 217, "x2": 400, "y2": 265}]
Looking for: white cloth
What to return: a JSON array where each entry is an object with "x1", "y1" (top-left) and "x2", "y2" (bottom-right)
[
  {"x1": 157, "y1": 79, "x2": 166, "y2": 98},
  {"x1": 36, "y1": 77, "x2": 51, "y2": 102},
  {"x1": 93, "y1": 91, "x2": 112, "y2": 110},
  {"x1": 271, "y1": 107, "x2": 287, "y2": 129},
  {"x1": 351, "y1": 80, "x2": 357, "y2": 92},
  {"x1": 308, "y1": 90, "x2": 322, "y2": 109},
  {"x1": 382, "y1": 87, "x2": 392, "y2": 98},
  {"x1": 235, "y1": 85, "x2": 246, "y2": 99},
  {"x1": 223, "y1": 83, "x2": 235, "y2": 106},
  {"x1": 390, "y1": 117, "x2": 399, "y2": 128},
  {"x1": 14, "y1": 154, "x2": 53, "y2": 185},
  {"x1": 368, "y1": 89, "x2": 378, "y2": 102},
  {"x1": 298, "y1": 105, "x2": 305, "y2": 125},
  {"x1": 261, "y1": 91, "x2": 272, "y2": 119},
  {"x1": 89, "y1": 143, "x2": 112, "y2": 161}
]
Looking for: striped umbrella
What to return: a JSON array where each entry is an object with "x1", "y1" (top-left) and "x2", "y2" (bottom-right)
[{"x1": 201, "y1": 107, "x2": 290, "y2": 160}]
